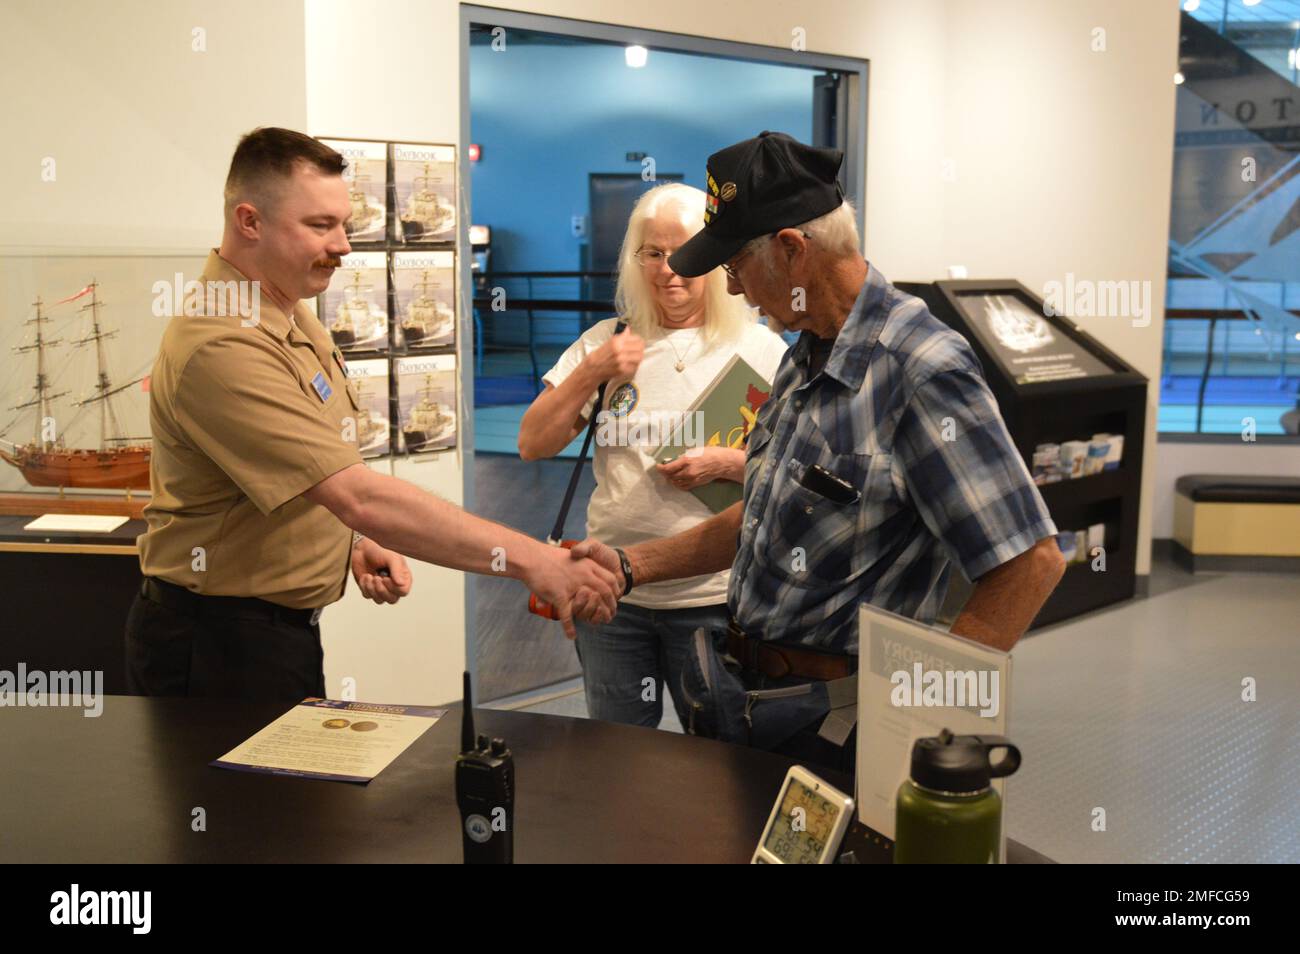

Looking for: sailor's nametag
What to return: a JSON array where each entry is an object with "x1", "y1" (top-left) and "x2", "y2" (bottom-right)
[{"x1": 311, "y1": 371, "x2": 333, "y2": 402}]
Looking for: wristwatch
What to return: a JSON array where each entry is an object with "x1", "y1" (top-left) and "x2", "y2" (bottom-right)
[{"x1": 612, "y1": 547, "x2": 634, "y2": 598}]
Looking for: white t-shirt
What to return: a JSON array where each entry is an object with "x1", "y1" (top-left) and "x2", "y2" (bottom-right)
[{"x1": 542, "y1": 317, "x2": 790, "y2": 610}]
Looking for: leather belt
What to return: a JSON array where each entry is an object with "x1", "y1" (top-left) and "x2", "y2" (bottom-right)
[
  {"x1": 141, "y1": 577, "x2": 323, "y2": 627},
  {"x1": 726, "y1": 620, "x2": 856, "y2": 681}
]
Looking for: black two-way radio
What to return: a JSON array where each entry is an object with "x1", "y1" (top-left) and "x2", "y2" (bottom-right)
[{"x1": 455, "y1": 671, "x2": 514, "y2": 864}]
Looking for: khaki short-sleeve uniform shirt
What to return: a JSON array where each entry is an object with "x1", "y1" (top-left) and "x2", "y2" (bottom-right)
[{"x1": 137, "y1": 250, "x2": 364, "y2": 609}]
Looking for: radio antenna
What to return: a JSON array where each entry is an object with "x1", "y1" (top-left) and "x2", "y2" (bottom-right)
[{"x1": 461, "y1": 670, "x2": 475, "y2": 753}]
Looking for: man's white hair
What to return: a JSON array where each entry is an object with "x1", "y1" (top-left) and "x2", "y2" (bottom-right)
[
  {"x1": 745, "y1": 200, "x2": 861, "y2": 272},
  {"x1": 614, "y1": 182, "x2": 756, "y2": 348}
]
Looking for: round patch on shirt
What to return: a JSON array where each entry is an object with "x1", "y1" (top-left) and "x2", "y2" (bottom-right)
[{"x1": 607, "y1": 381, "x2": 639, "y2": 417}]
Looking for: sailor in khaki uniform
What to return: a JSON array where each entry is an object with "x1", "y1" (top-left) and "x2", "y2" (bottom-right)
[
  {"x1": 126, "y1": 127, "x2": 620, "y2": 700},
  {"x1": 139, "y1": 250, "x2": 362, "y2": 612}
]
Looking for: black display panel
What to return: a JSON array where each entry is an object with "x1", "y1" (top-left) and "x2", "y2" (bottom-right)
[{"x1": 953, "y1": 291, "x2": 1114, "y2": 385}]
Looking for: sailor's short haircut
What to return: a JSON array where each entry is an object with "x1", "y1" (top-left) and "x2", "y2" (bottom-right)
[{"x1": 223, "y1": 127, "x2": 346, "y2": 217}]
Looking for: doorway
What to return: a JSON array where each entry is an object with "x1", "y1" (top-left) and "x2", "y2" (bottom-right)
[{"x1": 461, "y1": 6, "x2": 869, "y2": 702}]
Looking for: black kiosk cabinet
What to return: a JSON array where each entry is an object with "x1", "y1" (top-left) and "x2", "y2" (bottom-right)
[{"x1": 899, "y1": 280, "x2": 1148, "y2": 628}]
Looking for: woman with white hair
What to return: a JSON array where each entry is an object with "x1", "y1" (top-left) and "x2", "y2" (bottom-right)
[{"x1": 518, "y1": 181, "x2": 789, "y2": 730}]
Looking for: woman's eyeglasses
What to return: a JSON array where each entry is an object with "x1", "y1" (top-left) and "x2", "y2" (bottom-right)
[
  {"x1": 634, "y1": 247, "x2": 672, "y2": 268},
  {"x1": 637, "y1": 231, "x2": 811, "y2": 277}
]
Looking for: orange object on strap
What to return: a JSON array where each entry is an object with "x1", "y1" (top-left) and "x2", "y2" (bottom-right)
[{"x1": 527, "y1": 539, "x2": 578, "y2": 619}]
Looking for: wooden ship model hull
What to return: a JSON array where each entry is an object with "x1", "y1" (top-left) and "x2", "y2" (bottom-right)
[{"x1": 0, "y1": 444, "x2": 151, "y2": 490}]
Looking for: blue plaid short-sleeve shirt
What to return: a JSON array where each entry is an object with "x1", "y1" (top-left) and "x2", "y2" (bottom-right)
[{"x1": 727, "y1": 264, "x2": 1056, "y2": 654}]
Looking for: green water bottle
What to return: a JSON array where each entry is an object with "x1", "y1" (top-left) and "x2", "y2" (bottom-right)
[{"x1": 894, "y1": 728, "x2": 1021, "y2": 864}]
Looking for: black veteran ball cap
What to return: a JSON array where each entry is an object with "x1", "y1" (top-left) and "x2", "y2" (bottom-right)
[{"x1": 668, "y1": 131, "x2": 845, "y2": 278}]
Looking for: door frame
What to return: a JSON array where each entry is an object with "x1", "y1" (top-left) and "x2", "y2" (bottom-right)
[
  {"x1": 458, "y1": 4, "x2": 870, "y2": 694},
  {"x1": 459, "y1": 6, "x2": 868, "y2": 230}
]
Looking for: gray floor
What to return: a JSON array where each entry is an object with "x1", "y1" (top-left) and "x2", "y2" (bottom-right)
[
  {"x1": 490, "y1": 551, "x2": 1298, "y2": 863},
  {"x1": 1003, "y1": 567, "x2": 1298, "y2": 863},
  {"x1": 486, "y1": 676, "x2": 684, "y2": 734},
  {"x1": 471, "y1": 453, "x2": 593, "y2": 701}
]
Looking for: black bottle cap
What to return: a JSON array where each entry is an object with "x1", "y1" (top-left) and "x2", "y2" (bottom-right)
[{"x1": 909, "y1": 728, "x2": 1021, "y2": 793}]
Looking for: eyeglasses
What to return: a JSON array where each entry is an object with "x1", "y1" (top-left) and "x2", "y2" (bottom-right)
[
  {"x1": 722, "y1": 231, "x2": 813, "y2": 279},
  {"x1": 722, "y1": 245, "x2": 755, "y2": 280},
  {"x1": 634, "y1": 247, "x2": 673, "y2": 268}
]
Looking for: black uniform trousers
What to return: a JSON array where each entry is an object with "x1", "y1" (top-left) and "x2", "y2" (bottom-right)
[{"x1": 125, "y1": 577, "x2": 326, "y2": 702}]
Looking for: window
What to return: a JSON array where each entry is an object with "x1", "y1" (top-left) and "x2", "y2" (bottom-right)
[{"x1": 1164, "y1": 1, "x2": 1300, "y2": 436}]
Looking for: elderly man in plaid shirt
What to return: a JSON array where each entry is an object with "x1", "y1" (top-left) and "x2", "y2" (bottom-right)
[{"x1": 571, "y1": 133, "x2": 1065, "y2": 771}]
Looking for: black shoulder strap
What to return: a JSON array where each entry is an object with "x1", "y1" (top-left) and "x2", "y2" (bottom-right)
[{"x1": 546, "y1": 320, "x2": 627, "y2": 544}]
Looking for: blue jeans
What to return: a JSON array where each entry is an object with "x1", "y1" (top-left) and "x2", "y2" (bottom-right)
[{"x1": 575, "y1": 602, "x2": 730, "y2": 729}]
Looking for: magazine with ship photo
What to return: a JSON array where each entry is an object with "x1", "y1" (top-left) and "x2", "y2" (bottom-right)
[
  {"x1": 394, "y1": 354, "x2": 457, "y2": 454},
  {"x1": 391, "y1": 142, "x2": 456, "y2": 244},
  {"x1": 319, "y1": 252, "x2": 390, "y2": 354},
  {"x1": 320, "y1": 138, "x2": 388, "y2": 243},
  {"x1": 344, "y1": 357, "x2": 391, "y2": 459},
  {"x1": 391, "y1": 251, "x2": 455, "y2": 350}
]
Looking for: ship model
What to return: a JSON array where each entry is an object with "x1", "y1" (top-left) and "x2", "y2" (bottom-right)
[
  {"x1": 401, "y1": 374, "x2": 455, "y2": 452},
  {"x1": 401, "y1": 270, "x2": 454, "y2": 346},
  {"x1": 329, "y1": 269, "x2": 386, "y2": 350},
  {"x1": 0, "y1": 282, "x2": 151, "y2": 491},
  {"x1": 399, "y1": 162, "x2": 455, "y2": 240}
]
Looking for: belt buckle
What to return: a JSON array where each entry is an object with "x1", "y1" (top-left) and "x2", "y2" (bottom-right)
[{"x1": 309, "y1": 608, "x2": 322, "y2": 626}]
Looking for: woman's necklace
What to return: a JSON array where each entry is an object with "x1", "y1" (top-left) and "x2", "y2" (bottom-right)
[{"x1": 663, "y1": 326, "x2": 698, "y2": 373}]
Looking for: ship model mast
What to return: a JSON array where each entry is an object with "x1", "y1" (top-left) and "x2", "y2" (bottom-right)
[
  {"x1": 72, "y1": 282, "x2": 140, "y2": 449},
  {"x1": 10, "y1": 297, "x2": 68, "y2": 450}
]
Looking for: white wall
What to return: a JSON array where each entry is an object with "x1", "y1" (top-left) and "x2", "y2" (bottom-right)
[
  {"x1": 1, "y1": 0, "x2": 307, "y2": 251},
  {"x1": 305, "y1": 0, "x2": 470, "y2": 706},
  {"x1": 320, "y1": 448, "x2": 469, "y2": 707},
  {"x1": 939, "y1": 0, "x2": 1181, "y2": 575}
]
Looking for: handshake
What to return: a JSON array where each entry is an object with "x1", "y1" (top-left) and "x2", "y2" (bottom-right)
[{"x1": 522, "y1": 538, "x2": 626, "y2": 639}]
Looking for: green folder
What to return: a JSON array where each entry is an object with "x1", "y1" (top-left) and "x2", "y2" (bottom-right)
[{"x1": 652, "y1": 353, "x2": 775, "y2": 513}]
